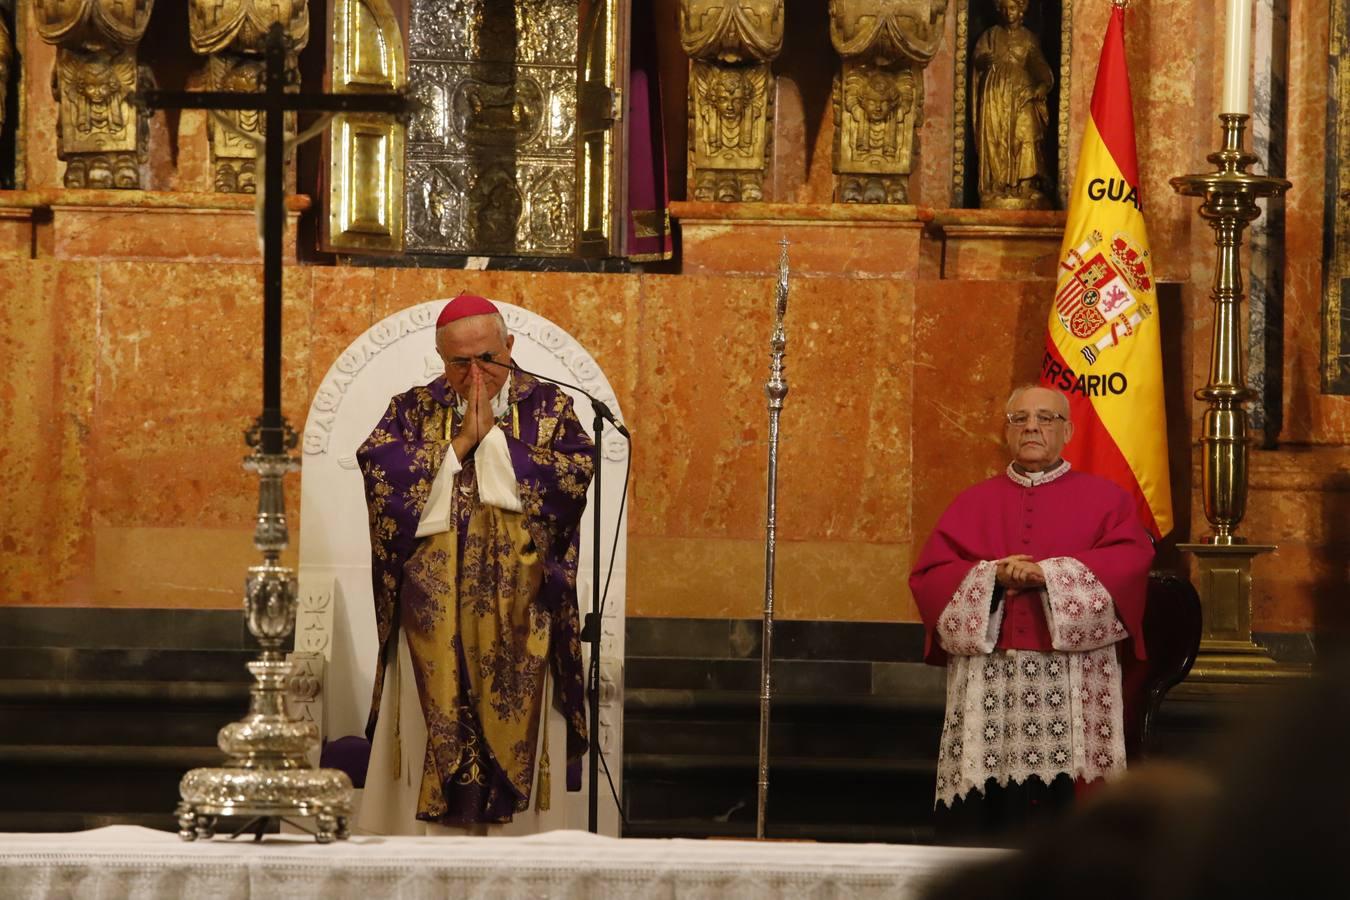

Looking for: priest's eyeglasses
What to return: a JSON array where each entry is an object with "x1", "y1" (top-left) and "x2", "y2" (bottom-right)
[
  {"x1": 446, "y1": 351, "x2": 502, "y2": 372},
  {"x1": 1006, "y1": 411, "x2": 1067, "y2": 428}
]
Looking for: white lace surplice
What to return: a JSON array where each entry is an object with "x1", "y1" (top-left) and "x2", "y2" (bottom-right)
[{"x1": 933, "y1": 557, "x2": 1128, "y2": 809}]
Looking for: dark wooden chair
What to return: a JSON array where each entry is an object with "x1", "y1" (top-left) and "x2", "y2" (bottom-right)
[{"x1": 1121, "y1": 571, "x2": 1203, "y2": 761}]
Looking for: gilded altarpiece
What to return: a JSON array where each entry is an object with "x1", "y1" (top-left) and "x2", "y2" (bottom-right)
[
  {"x1": 951, "y1": 0, "x2": 1070, "y2": 209},
  {"x1": 189, "y1": 0, "x2": 310, "y2": 194},
  {"x1": 1324, "y1": 1, "x2": 1350, "y2": 392},
  {"x1": 404, "y1": 0, "x2": 582, "y2": 256},
  {"x1": 323, "y1": 0, "x2": 407, "y2": 254},
  {"x1": 37, "y1": 0, "x2": 155, "y2": 189},
  {"x1": 680, "y1": 1, "x2": 784, "y2": 203},
  {"x1": 830, "y1": 0, "x2": 947, "y2": 205}
]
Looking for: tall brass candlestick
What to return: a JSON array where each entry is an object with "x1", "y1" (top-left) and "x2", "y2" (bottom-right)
[
  {"x1": 757, "y1": 237, "x2": 790, "y2": 839},
  {"x1": 1170, "y1": 114, "x2": 1302, "y2": 682}
]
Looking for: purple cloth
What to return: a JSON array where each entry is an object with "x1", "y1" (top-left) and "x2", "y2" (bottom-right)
[{"x1": 357, "y1": 373, "x2": 593, "y2": 822}]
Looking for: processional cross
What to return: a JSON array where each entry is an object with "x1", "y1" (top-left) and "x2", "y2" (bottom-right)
[{"x1": 134, "y1": 22, "x2": 412, "y2": 844}]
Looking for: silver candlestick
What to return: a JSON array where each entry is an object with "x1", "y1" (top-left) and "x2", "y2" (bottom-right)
[
  {"x1": 175, "y1": 426, "x2": 353, "y2": 843},
  {"x1": 757, "y1": 237, "x2": 790, "y2": 840}
]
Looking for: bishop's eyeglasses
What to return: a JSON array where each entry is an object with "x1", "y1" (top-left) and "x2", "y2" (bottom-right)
[{"x1": 1005, "y1": 411, "x2": 1068, "y2": 428}]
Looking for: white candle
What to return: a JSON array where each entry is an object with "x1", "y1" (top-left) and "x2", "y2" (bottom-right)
[{"x1": 1221, "y1": 0, "x2": 1253, "y2": 114}]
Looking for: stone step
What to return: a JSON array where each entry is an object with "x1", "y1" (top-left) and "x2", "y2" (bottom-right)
[
  {"x1": 0, "y1": 744, "x2": 226, "y2": 813},
  {"x1": 0, "y1": 678, "x2": 250, "y2": 747},
  {"x1": 624, "y1": 753, "x2": 936, "y2": 826},
  {"x1": 0, "y1": 648, "x2": 256, "y2": 682}
]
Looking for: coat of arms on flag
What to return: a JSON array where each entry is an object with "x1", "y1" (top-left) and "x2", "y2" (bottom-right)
[{"x1": 1039, "y1": 2, "x2": 1172, "y2": 538}]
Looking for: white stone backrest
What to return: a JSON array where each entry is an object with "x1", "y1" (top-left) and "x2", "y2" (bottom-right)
[{"x1": 297, "y1": 300, "x2": 628, "y2": 755}]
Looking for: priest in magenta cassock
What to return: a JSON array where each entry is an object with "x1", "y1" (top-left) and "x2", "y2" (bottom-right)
[
  {"x1": 356, "y1": 294, "x2": 593, "y2": 834},
  {"x1": 909, "y1": 385, "x2": 1153, "y2": 835}
]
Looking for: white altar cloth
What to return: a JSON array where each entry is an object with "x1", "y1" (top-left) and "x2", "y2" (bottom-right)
[{"x1": 0, "y1": 826, "x2": 1000, "y2": 899}]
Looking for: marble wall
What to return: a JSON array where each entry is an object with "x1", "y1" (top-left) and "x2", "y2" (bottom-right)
[{"x1": 1, "y1": 2, "x2": 1346, "y2": 635}]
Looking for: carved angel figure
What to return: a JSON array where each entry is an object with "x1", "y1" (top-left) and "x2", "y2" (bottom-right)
[
  {"x1": 38, "y1": 0, "x2": 155, "y2": 189},
  {"x1": 680, "y1": 0, "x2": 783, "y2": 201},
  {"x1": 189, "y1": 0, "x2": 310, "y2": 193}
]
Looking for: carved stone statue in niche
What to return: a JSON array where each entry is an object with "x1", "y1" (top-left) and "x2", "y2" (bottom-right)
[
  {"x1": 680, "y1": 0, "x2": 784, "y2": 202},
  {"x1": 972, "y1": 0, "x2": 1053, "y2": 209},
  {"x1": 830, "y1": 0, "x2": 947, "y2": 204},
  {"x1": 189, "y1": 0, "x2": 309, "y2": 193},
  {"x1": 37, "y1": 0, "x2": 155, "y2": 189}
]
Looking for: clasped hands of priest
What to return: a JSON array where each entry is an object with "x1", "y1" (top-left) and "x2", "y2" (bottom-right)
[
  {"x1": 450, "y1": 366, "x2": 502, "y2": 463},
  {"x1": 994, "y1": 554, "x2": 1045, "y2": 590}
]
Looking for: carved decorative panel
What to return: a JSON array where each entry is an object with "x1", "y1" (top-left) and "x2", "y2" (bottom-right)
[
  {"x1": 323, "y1": 0, "x2": 406, "y2": 253},
  {"x1": 830, "y1": 0, "x2": 947, "y2": 205},
  {"x1": 404, "y1": 0, "x2": 581, "y2": 256},
  {"x1": 37, "y1": 0, "x2": 155, "y2": 189},
  {"x1": 188, "y1": 0, "x2": 310, "y2": 193},
  {"x1": 680, "y1": 0, "x2": 784, "y2": 203}
]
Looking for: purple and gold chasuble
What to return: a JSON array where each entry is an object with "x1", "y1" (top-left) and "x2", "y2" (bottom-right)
[
  {"x1": 358, "y1": 373, "x2": 592, "y2": 825},
  {"x1": 910, "y1": 463, "x2": 1153, "y2": 809}
]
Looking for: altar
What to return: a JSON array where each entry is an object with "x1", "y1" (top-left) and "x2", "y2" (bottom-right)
[{"x1": 0, "y1": 827, "x2": 999, "y2": 899}]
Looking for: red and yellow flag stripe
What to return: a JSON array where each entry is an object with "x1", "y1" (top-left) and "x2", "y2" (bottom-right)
[{"x1": 1041, "y1": 5, "x2": 1172, "y2": 537}]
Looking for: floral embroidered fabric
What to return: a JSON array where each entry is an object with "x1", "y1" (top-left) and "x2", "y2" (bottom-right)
[{"x1": 933, "y1": 555, "x2": 1127, "y2": 808}]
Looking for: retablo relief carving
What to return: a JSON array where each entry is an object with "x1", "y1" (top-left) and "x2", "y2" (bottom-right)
[
  {"x1": 404, "y1": 0, "x2": 581, "y2": 255},
  {"x1": 830, "y1": 0, "x2": 947, "y2": 204},
  {"x1": 37, "y1": 0, "x2": 155, "y2": 189},
  {"x1": 680, "y1": 0, "x2": 784, "y2": 202},
  {"x1": 189, "y1": 0, "x2": 310, "y2": 193}
]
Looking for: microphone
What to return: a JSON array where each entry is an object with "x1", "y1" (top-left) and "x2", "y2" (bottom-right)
[{"x1": 469, "y1": 352, "x2": 631, "y2": 440}]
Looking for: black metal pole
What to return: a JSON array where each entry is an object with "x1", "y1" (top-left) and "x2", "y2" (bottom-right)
[
  {"x1": 259, "y1": 25, "x2": 287, "y2": 456},
  {"x1": 588, "y1": 411, "x2": 603, "y2": 833}
]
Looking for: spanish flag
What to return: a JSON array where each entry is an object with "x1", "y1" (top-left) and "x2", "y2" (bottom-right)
[{"x1": 1041, "y1": 4, "x2": 1172, "y2": 538}]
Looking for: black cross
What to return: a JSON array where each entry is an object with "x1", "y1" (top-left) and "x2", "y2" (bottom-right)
[{"x1": 136, "y1": 23, "x2": 412, "y2": 455}]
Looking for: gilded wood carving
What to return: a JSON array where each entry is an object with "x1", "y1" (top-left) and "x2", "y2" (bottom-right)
[
  {"x1": 680, "y1": 0, "x2": 784, "y2": 202},
  {"x1": 36, "y1": 0, "x2": 154, "y2": 189},
  {"x1": 189, "y1": 0, "x2": 310, "y2": 193},
  {"x1": 323, "y1": 0, "x2": 406, "y2": 254},
  {"x1": 830, "y1": 0, "x2": 947, "y2": 204},
  {"x1": 971, "y1": 0, "x2": 1053, "y2": 208}
]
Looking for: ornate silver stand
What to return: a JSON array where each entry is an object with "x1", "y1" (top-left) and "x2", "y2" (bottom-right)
[
  {"x1": 757, "y1": 238, "x2": 790, "y2": 839},
  {"x1": 176, "y1": 433, "x2": 353, "y2": 843}
]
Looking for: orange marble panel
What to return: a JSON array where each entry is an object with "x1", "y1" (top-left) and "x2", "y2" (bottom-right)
[
  {"x1": 21, "y1": 24, "x2": 59, "y2": 189},
  {"x1": 0, "y1": 259, "x2": 100, "y2": 604},
  {"x1": 632, "y1": 273, "x2": 912, "y2": 549},
  {"x1": 931, "y1": 211, "x2": 1066, "y2": 281},
  {"x1": 910, "y1": 279, "x2": 1050, "y2": 550},
  {"x1": 0, "y1": 210, "x2": 34, "y2": 258},
  {"x1": 913, "y1": 5, "x2": 956, "y2": 208},
  {"x1": 673, "y1": 203, "x2": 927, "y2": 278},
  {"x1": 628, "y1": 536, "x2": 914, "y2": 622},
  {"x1": 47, "y1": 206, "x2": 301, "y2": 263},
  {"x1": 90, "y1": 262, "x2": 315, "y2": 533}
]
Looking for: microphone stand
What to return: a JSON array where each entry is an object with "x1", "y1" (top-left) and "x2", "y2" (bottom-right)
[{"x1": 473, "y1": 355, "x2": 628, "y2": 834}]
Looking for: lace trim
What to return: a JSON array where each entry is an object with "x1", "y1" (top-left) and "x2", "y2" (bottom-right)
[
  {"x1": 1005, "y1": 459, "x2": 1071, "y2": 488},
  {"x1": 935, "y1": 561, "x2": 1002, "y2": 656},
  {"x1": 1040, "y1": 557, "x2": 1128, "y2": 652},
  {"x1": 935, "y1": 647, "x2": 1126, "y2": 809}
]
